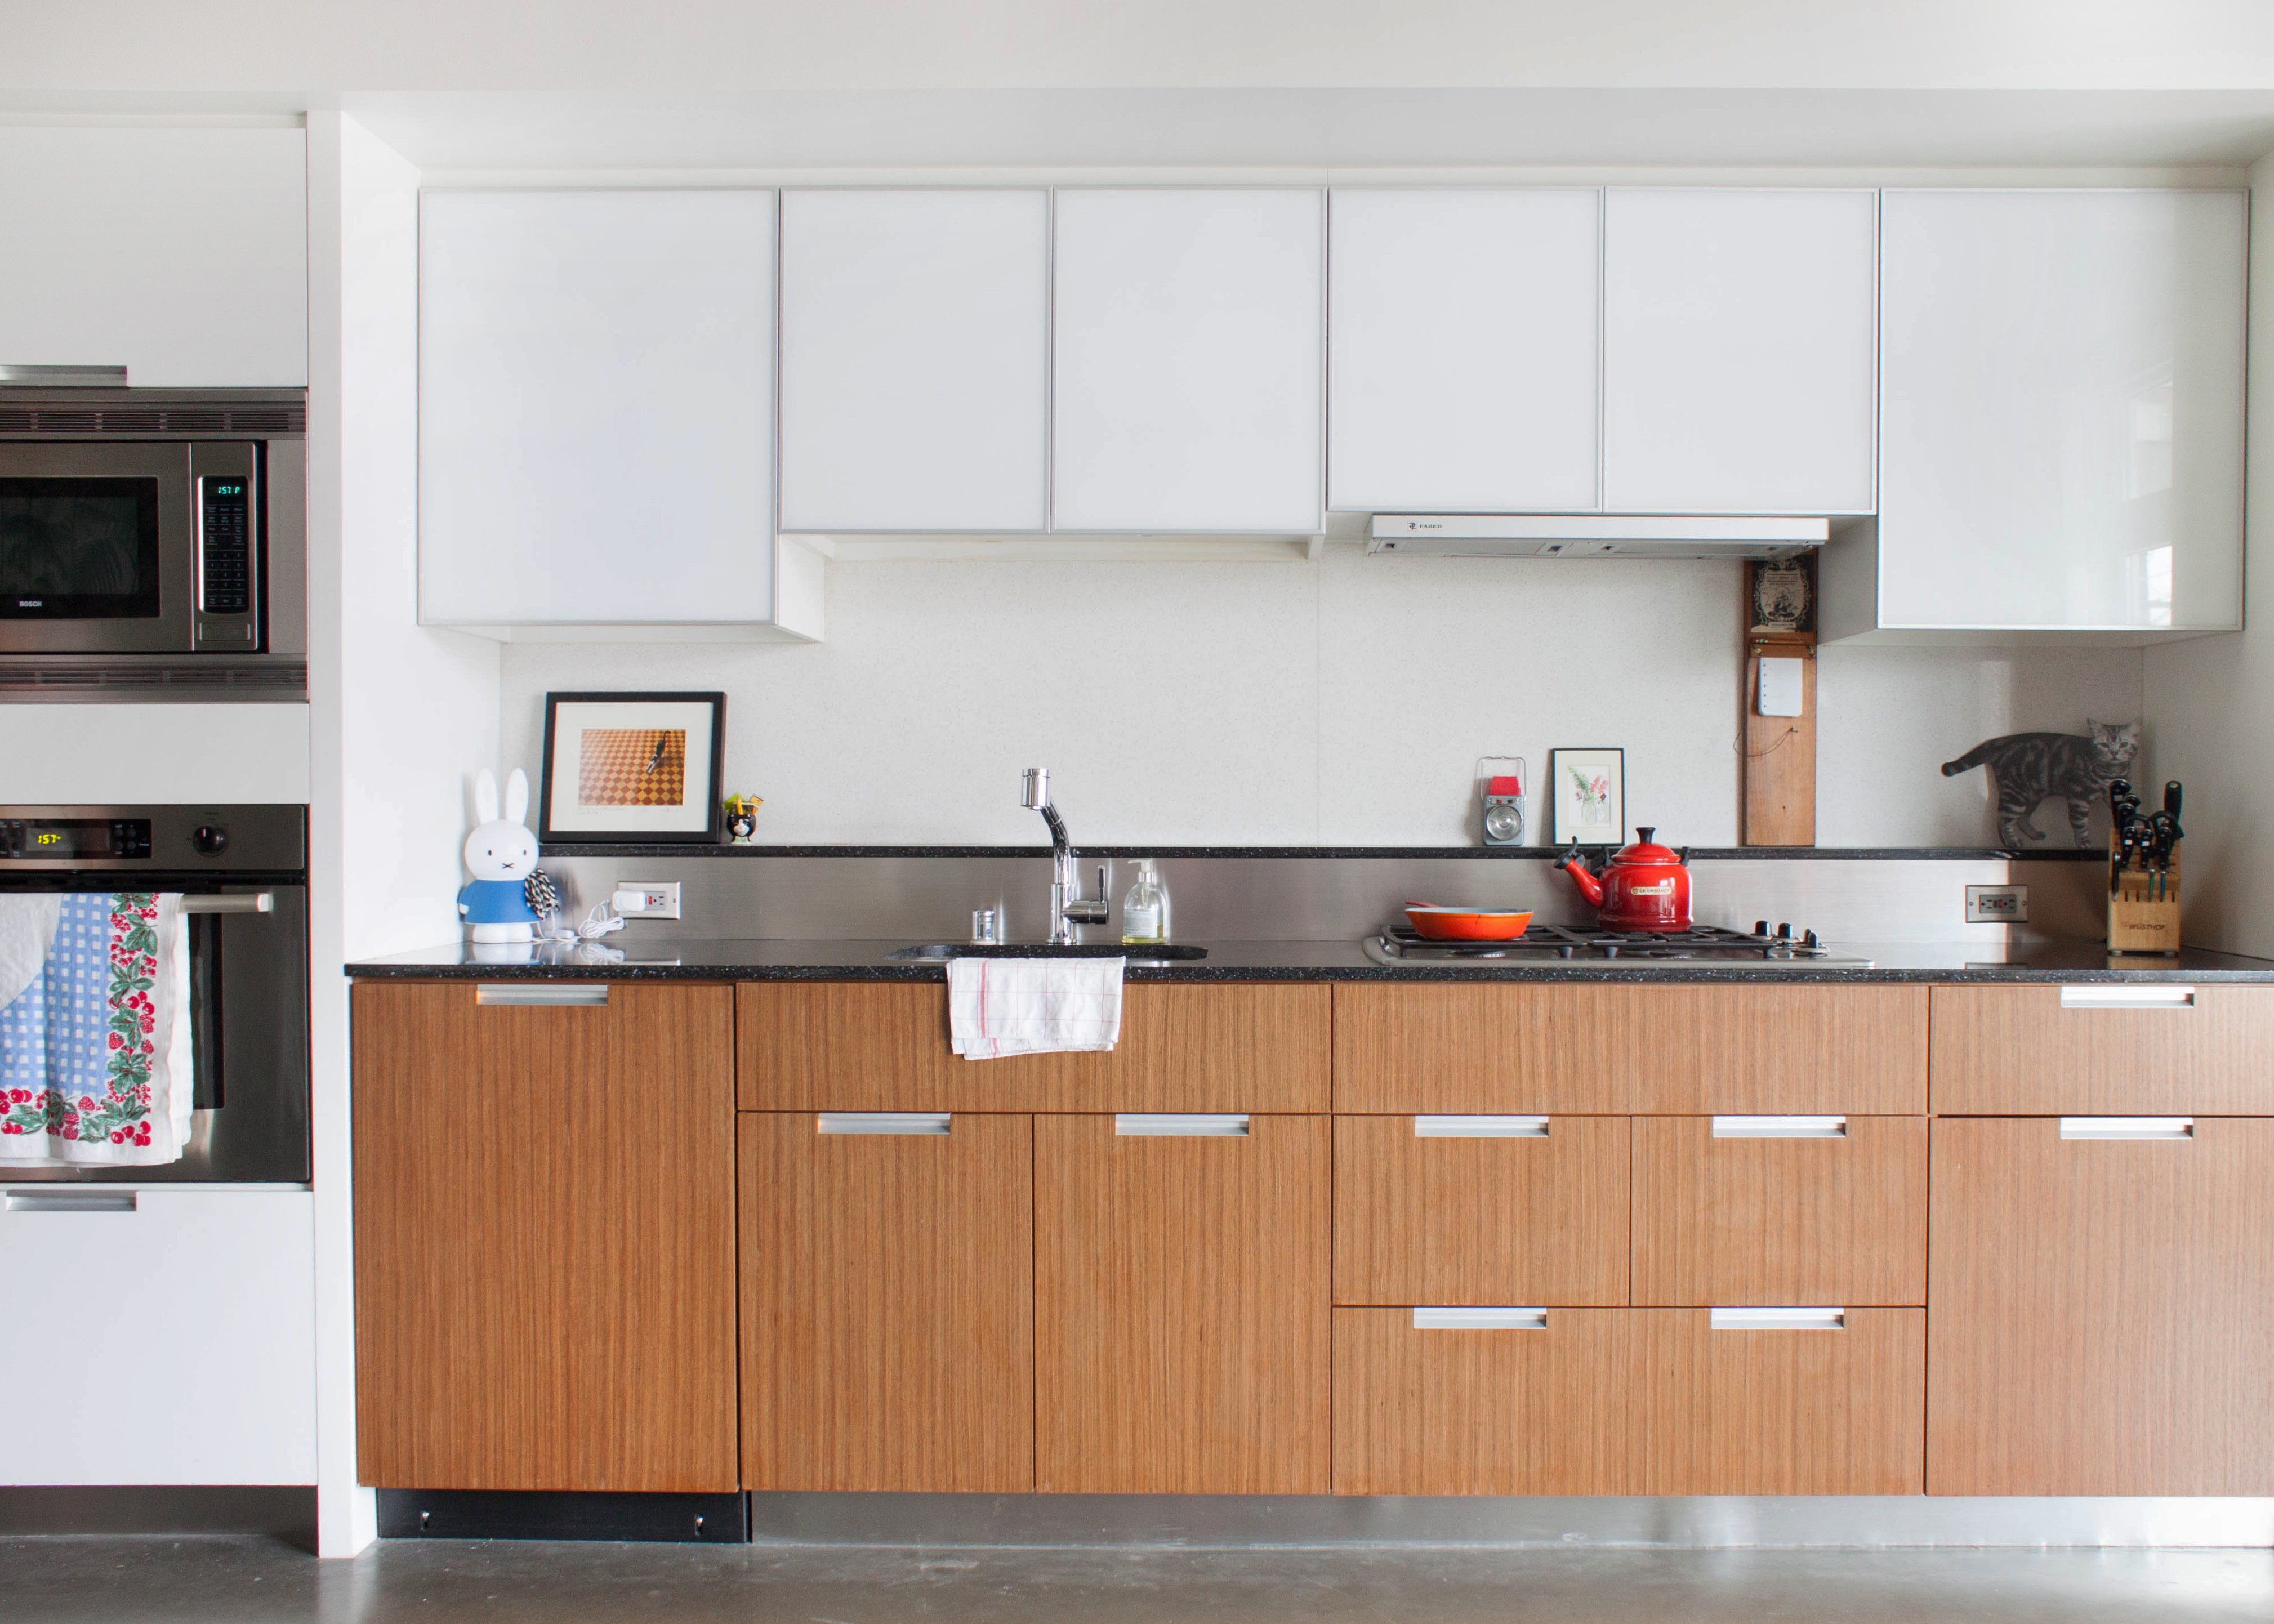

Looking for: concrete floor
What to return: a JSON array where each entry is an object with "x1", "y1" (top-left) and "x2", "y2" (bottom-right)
[{"x1": 2, "y1": 1539, "x2": 2272, "y2": 1624}]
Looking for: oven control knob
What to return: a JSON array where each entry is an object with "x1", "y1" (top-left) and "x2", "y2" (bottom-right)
[{"x1": 191, "y1": 824, "x2": 228, "y2": 856}]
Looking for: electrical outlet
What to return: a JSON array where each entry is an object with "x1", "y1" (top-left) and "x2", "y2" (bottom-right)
[
  {"x1": 610, "y1": 881, "x2": 681, "y2": 920},
  {"x1": 1965, "y1": 884, "x2": 2028, "y2": 925}
]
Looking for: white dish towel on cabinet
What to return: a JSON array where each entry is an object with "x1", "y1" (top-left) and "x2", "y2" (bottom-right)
[{"x1": 947, "y1": 956, "x2": 1125, "y2": 1059}]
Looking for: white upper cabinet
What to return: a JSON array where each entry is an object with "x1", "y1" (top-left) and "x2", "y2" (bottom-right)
[
  {"x1": 1601, "y1": 189, "x2": 1877, "y2": 515},
  {"x1": 1328, "y1": 189, "x2": 1599, "y2": 514},
  {"x1": 779, "y1": 190, "x2": 1049, "y2": 533},
  {"x1": 1052, "y1": 189, "x2": 1325, "y2": 533},
  {"x1": 0, "y1": 126, "x2": 306, "y2": 387},
  {"x1": 1862, "y1": 189, "x2": 2246, "y2": 635},
  {"x1": 420, "y1": 190, "x2": 814, "y2": 637}
]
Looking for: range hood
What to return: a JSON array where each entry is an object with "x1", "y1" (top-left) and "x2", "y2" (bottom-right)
[{"x1": 1367, "y1": 514, "x2": 1830, "y2": 559}]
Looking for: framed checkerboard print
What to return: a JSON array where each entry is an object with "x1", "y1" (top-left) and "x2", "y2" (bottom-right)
[{"x1": 537, "y1": 692, "x2": 726, "y2": 844}]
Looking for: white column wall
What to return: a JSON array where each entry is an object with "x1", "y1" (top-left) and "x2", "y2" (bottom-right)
[{"x1": 306, "y1": 109, "x2": 502, "y2": 1559}]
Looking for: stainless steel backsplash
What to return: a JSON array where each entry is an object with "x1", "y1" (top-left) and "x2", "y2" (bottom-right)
[{"x1": 531, "y1": 851, "x2": 2104, "y2": 948}]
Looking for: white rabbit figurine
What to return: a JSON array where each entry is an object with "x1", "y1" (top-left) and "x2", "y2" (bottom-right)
[{"x1": 458, "y1": 768, "x2": 542, "y2": 944}]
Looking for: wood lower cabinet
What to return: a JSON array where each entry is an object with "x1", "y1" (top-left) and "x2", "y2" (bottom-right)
[
  {"x1": 739, "y1": 1112, "x2": 1033, "y2": 1492},
  {"x1": 1035, "y1": 1113, "x2": 1330, "y2": 1493},
  {"x1": 1929, "y1": 1116, "x2": 2274, "y2": 1494},
  {"x1": 1631, "y1": 1116, "x2": 1926, "y2": 1306},
  {"x1": 1930, "y1": 984, "x2": 2274, "y2": 1114},
  {"x1": 1334, "y1": 1114, "x2": 1629, "y2": 1306},
  {"x1": 1335, "y1": 1306, "x2": 1923, "y2": 1496},
  {"x1": 351, "y1": 981, "x2": 738, "y2": 1492},
  {"x1": 1333, "y1": 984, "x2": 1926, "y2": 1114}
]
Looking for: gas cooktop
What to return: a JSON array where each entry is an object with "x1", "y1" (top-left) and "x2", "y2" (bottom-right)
[{"x1": 1363, "y1": 922, "x2": 1872, "y2": 970}]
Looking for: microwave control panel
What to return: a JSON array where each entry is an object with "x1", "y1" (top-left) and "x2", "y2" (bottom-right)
[{"x1": 190, "y1": 443, "x2": 259, "y2": 651}]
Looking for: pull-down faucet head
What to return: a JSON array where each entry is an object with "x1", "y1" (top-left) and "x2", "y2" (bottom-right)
[{"x1": 1023, "y1": 766, "x2": 1069, "y2": 851}]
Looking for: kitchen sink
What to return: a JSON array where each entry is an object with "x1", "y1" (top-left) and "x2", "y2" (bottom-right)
[{"x1": 887, "y1": 943, "x2": 1207, "y2": 963}]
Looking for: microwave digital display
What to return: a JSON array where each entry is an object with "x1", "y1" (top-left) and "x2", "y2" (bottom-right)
[{"x1": 0, "y1": 477, "x2": 163, "y2": 619}]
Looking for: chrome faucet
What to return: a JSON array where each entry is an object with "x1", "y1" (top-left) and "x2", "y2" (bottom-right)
[{"x1": 1022, "y1": 768, "x2": 1111, "y2": 944}]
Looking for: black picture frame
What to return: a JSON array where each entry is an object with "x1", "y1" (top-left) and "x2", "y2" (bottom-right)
[{"x1": 537, "y1": 691, "x2": 728, "y2": 845}]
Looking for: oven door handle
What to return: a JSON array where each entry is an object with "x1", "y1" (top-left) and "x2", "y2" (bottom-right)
[{"x1": 181, "y1": 892, "x2": 273, "y2": 915}]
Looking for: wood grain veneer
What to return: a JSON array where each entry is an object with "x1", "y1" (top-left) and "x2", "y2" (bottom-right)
[
  {"x1": 1928, "y1": 1117, "x2": 2274, "y2": 1495},
  {"x1": 1929, "y1": 984, "x2": 2274, "y2": 1114},
  {"x1": 1631, "y1": 1116, "x2": 1926, "y2": 1306},
  {"x1": 351, "y1": 981, "x2": 738, "y2": 1491},
  {"x1": 738, "y1": 981, "x2": 1330, "y2": 1113},
  {"x1": 1334, "y1": 1115, "x2": 1630, "y2": 1306},
  {"x1": 1035, "y1": 1113, "x2": 1330, "y2": 1494},
  {"x1": 739, "y1": 1112, "x2": 1033, "y2": 1492},
  {"x1": 1332, "y1": 984, "x2": 1926, "y2": 1114},
  {"x1": 1334, "y1": 1306, "x2": 1924, "y2": 1497}
]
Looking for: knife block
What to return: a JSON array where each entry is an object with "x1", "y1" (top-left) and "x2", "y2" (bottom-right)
[{"x1": 2108, "y1": 837, "x2": 2182, "y2": 954}]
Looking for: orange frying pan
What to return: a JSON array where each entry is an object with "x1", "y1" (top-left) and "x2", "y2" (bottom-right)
[{"x1": 1403, "y1": 903, "x2": 1535, "y2": 942}]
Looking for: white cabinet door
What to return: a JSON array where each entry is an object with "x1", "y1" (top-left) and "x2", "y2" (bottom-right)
[
  {"x1": 1328, "y1": 189, "x2": 1599, "y2": 514},
  {"x1": 1602, "y1": 189, "x2": 1877, "y2": 515},
  {"x1": 1053, "y1": 189, "x2": 1323, "y2": 533},
  {"x1": 419, "y1": 190, "x2": 781, "y2": 628},
  {"x1": 780, "y1": 190, "x2": 1047, "y2": 533},
  {"x1": 0, "y1": 1188, "x2": 315, "y2": 1484},
  {"x1": 1876, "y1": 189, "x2": 2245, "y2": 631},
  {"x1": 0, "y1": 127, "x2": 307, "y2": 387}
]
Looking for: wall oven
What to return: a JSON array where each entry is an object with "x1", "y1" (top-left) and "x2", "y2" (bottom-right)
[
  {"x1": 0, "y1": 804, "x2": 309, "y2": 1183},
  {"x1": 0, "y1": 387, "x2": 304, "y2": 694}
]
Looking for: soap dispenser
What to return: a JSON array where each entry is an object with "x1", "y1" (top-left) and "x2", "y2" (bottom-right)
[{"x1": 1122, "y1": 859, "x2": 1171, "y2": 945}]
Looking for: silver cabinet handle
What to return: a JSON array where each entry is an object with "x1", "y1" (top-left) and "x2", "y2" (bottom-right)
[
  {"x1": 6, "y1": 1190, "x2": 136, "y2": 1213},
  {"x1": 1115, "y1": 1114, "x2": 1248, "y2": 1136},
  {"x1": 1711, "y1": 1306, "x2": 1844, "y2": 1330},
  {"x1": 2061, "y1": 1117, "x2": 2193, "y2": 1140},
  {"x1": 2061, "y1": 985, "x2": 2194, "y2": 1010},
  {"x1": 1713, "y1": 1115, "x2": 1847, "y2": 1137},
  {"x1": 1414, "y1": 1306, "x2": 1547, "y2": 1329},
  {"x1": 819, "y1": 1113, "x2": 950, "y2": 1135},
  {"x1": 181, "y1": 893, "x2": 273, "y2": 914},
  {"x1": 1414, "y1": 1115, "x2": 1549, "y2": 1137},
  {"x1": 475, "y1": 984, "x2": 609, "y2": 1006}
]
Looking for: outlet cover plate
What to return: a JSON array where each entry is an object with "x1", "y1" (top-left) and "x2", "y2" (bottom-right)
[
  {"x1": 1965, "y1": 884, "x2": 2028, "y2": 925},
  {"x1": 613, "y1": 881, "x2": 682, "y2": 920}
]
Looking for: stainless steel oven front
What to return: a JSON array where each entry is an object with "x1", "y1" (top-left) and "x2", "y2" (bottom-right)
[
  {"x1": 0, "y1": 804, "x2": 309, "y2": 1183},
  {"x1": 0, "y1": 387, "x2": 305, "y2": 683}
]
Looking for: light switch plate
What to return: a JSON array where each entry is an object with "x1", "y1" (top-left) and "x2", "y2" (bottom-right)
[
  {"x1": 1965, "y1": 884, "x2": 2028, "y2": 925},
  {"x1": 1758, "y1": 657, "x2": 1805, "y2": 718},
  {"x1": 612, "y1": 881, "x2": 682, "y2": 920}
]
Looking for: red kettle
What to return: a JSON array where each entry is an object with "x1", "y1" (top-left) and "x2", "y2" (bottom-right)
[{"x1": 1558, "y1": 827, "x2": 1692, "y2": 931}]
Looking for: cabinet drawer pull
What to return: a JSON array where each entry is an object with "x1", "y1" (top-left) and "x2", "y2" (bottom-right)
[
  {"x1": 6, "y1": 1190, "x2": 136, "y2": 1213},
  {"x1": 181, "y1": 892, "x2": 274, "y2": 915},
  {"x1": 1711, "y1": 1115, "x2": 1846, "y2": 1138},
  {"x1": 476, "y1": 983, "x2": 609, "y2": 1006},
  {"x1": 2061, "y1": 1117, "x2": 2193, "y2": 1140},
  {"x1": 2060, "y1": 984, "x2": 2195, "y2": 1010},
  {"x1": 818, "y1": 1113, "x2": 950, "y2": 1135},
  {"x1": 1414, "y1": 1306, "x2": 1548, "y2": 1330},
  {"x1": 1115, "y1": 1114, "x2": 1248, "y2": 1136},
  {"x1": 1711, "y1": 1306, "x2": 1844, "y2": 1330},
  {"x1": 1414, "y1": 1115, "x2": 1549, "y2": 1137}
]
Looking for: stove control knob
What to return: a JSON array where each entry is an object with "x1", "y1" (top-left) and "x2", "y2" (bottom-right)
[
  {"x1": 1803, "y1": 929, "x2": 1820, "y2": 949},
  {"x1": 1775, "y1": 922, "x2": 1792, "y2": 940},
  {"x1": 1753, "y1": 920, "x2": 1769, "y2": 938},
  {"x1": 191, "y1": 824, "x2": 228, "y2": 857}
]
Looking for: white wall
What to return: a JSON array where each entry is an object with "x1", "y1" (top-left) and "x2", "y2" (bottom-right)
[
  {"x1": 2140, "y1": 150, "x2": 2274, "y2": 957},
  {"x1": 306, "y1": 110, "x2": 501, "y2": 1560},
  {"x1": 497, "y1": 548, "x2": 2141, "y2": 849}
]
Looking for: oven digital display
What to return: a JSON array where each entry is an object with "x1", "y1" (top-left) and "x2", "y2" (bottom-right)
[{"x1": 0, "y1": 819, "x2": 153, "y2": 860}]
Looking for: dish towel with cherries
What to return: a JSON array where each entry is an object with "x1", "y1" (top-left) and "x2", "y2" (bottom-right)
[
  {"x1": 947, "y1": 955, "x2": 1125, "y2": 1060},
  {"x1": 0, "y1": 893, "x2": 193, "y2": 1165}
]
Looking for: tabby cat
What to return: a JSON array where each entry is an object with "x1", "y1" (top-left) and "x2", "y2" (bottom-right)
[{"x1": 1941, "y1": 720, "x2": 2141, "y2": 849}]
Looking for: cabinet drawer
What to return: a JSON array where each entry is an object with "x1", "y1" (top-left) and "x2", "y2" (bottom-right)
[
  {"x1": 1334, "y1": 1115, "x2": 1628, "y2": 1306},
  {"x1": 1333, "y1": 1305, "x2": 1923, "y2": 1497},
  {"x1": 1334, "y1": 1307, "x2": 1647, "y2": 1495},
  {"x1": 1930, "y1": 984, "x2": 2274, "y2": 1114},
  {"x1": 739, "y1": 981, "x2": 1329, "y2": 1113},
  {"x1": 1333, "y1": 984, "x2": 1925, "y2": 1114},
  {"x1": 1631, "y1": 1116, "x2": 1925, "y2": 1306},
  {"x1": 739, "y1": 1112, "x2": 1034, "y2": 1493}
]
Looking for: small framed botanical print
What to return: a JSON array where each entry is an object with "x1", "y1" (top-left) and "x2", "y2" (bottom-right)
[
  {"x1": 538, "y1": 692, "x2": 727, "y2": 844},
  {"x1": 1550, "y1": 747, "x2": 1625, "y2": 846}
]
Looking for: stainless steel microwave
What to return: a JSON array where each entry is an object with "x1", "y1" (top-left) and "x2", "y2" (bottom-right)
[{"x1": 0, "y1": 386, "x2": 305, "y2": 682}]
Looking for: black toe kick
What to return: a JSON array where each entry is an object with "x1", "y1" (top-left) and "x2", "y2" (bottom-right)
[{"x1": 378, "y1": 1489, "x2": 750, "y2": 1543}]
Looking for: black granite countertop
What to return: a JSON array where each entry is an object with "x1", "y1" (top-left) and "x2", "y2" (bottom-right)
[{"x1": 348, "y1": 936, "x2": 2274, "y2": 984}]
